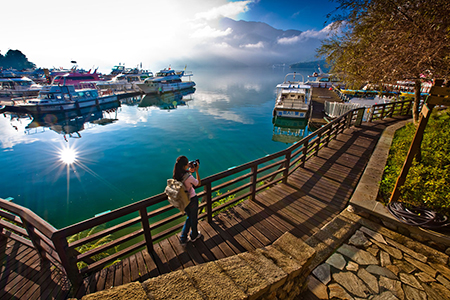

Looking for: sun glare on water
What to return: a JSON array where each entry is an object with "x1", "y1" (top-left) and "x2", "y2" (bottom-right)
[{"x1": 60, "y1": 147, "x2": 77, "y2": 165}]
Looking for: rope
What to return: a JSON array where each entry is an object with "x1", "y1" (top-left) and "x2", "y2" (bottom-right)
[{"x1": 387, "y1": 202, "x2": 450, "y2": 231}]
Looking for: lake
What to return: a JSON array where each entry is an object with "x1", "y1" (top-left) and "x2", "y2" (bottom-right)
[{"x1": 0, "y1": 67, "x2": 315, "y2": 229}]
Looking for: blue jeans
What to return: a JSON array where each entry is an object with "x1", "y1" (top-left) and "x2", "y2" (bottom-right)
[{"x1": 180, "y1": 195, "x2": 199, "y2": 242}]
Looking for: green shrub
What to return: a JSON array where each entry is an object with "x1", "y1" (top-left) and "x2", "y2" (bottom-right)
[{"x1": 378, "y1": 108, "x2": 450, "y2": 215}]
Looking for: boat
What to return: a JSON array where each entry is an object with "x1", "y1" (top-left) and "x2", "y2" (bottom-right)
[
  {"x1": 273, "y1": 73, "x2": 312, "y2": 119},
  {"x1": 51, "y1": 69, "x2": 103, "y2": 89},
  {"x1": 136, "y1": 68, "x2": 195, "y2": 94},
  {"x1": 0, "y1": 77, "x2": 43, "y2": 98},
  {"x1": 2, "y1": 84, "x2": 119, "y2": 113},
  {"x1": 306, "y1": 68, "x2": 345, "y2": 88}
]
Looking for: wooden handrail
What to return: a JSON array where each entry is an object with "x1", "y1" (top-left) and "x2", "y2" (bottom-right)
[{"x1": 0, "y1": 99, "x2": 414, "y2": 289}]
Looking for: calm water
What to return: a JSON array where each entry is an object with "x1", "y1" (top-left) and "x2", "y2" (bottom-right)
[{"x1": 0, "y1": 67, "x2": 315, "y2": 229}]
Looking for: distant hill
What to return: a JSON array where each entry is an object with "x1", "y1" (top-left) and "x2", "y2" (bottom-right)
[
  {"x1": 290, "y1": 60, "x2": 330, "y2": 71},
  {"x1": 0, "y1": 49, "x2": 35, "y2": 70}
]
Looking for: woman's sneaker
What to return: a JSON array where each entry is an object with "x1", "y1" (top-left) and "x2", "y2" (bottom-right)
[{"x1": 191, "y1": 231, "x2": 202, "y2": 242}]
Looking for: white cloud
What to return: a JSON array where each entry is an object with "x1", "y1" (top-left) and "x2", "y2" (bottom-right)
[
  {"x1": 277, "y1": 24, "x2": 334, "y2": 45},
  {"x1": 195, "y1": 1, "x2": 253, "y2": 20},
  {"x1": 240, "y1": 41, "x2": 265, "y2": 49},
  {"x1": 191, "y1": 26, "x2": 233, "y2": 39}
]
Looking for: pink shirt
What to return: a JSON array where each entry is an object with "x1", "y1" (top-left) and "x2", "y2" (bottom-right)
[{"x1": 184, "y1": 174, "x2": 198, "y2": 199}]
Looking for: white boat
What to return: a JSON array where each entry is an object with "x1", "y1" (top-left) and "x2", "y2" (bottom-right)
[
  {"x1": 0, "y1": 77, "x2": 43, "y2": 98},
  {"x1": 96, "y1": 72, "x2": 152, "y2": 92},
  {"x1": 306, "y1": 68, "x2": 345, "y2": 88},
  {"x1": 136, "y1": 69, "x2": 195, "y2": 94},
  {"x1": 3, "y1": 85, "x2": 119, "y2": 113},
  {"x1": 273, "y1": 73, "x2": 312, "y2": 119}
]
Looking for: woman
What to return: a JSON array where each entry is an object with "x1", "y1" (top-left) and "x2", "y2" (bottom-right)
[{"x1": 173, "y1": 155, "x2": 202, "y2": 245}]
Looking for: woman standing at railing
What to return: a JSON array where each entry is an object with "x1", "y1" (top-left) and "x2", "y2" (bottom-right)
[{"x1": 173, "y1": 155, "x2": 202, "y2": 246}]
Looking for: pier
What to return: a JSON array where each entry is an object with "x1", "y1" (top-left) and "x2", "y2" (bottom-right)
[{"x1": 2, "y1": 98, "x2": 442, "y2": 299}]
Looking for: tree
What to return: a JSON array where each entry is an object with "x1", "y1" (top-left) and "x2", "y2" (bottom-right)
[
  {"x1": 0, "y1": 49, "x2": 36, "y2": 70},
  {"x1": 318, "y1": 0, "x2": 450, "y2": 122}
]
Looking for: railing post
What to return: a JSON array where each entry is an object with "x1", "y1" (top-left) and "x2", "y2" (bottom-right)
[
  {"x1": 354, "y1": 108, "x2": 365, "y2": 127},
  {"x1": 346, "y1": 112, "x2": 353, "y2": 128},
  {"x1": 22, "y1": 219, "x2": 49, "y2": 263},
  {"x1": 301, "y1": 141, "x2": 308, "y2": 167},
  {"x1": 282, "y1": 151, "x2": 291, "y2": 184},
  {"x1": 205, "y1": 183, "x2": 212, "y2": 223},
  {"x1": 52, "y1": 232, "x2": 83, "y2": 292},
  {"x1": 139, "y1": 208, "x2": 153, "y2": 253},
  {"x1": 314, "y1": 132, "x2": 322, "y2": 155},
  {"x1": 250, "y1": 166, "x2": 258, "y2": 201}
]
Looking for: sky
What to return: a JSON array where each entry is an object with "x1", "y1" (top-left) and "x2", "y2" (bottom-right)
[{"x1": 1, "y1": 0, "x2": 338, "y2": 73}]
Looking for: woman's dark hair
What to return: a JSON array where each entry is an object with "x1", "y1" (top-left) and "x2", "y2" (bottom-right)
[{"x1": 173, "y1": 155, "x2": 189, "y2": 181}]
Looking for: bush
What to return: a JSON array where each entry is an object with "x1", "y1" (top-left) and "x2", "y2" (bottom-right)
[{"x1": 378, "y1": 108, "x2": 450, "y2": 215}]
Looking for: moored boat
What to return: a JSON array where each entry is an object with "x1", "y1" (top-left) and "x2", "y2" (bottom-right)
[
  {"x1": 0, "y1": 77, "x2": 43, "y2": 98},
  {"x1": 136, "y1": 68, "x2": 195, "y2": 94},
  {"x1": 3, "y1": 84, "x2": 119, "y2": 113},
  {"x1": 273, "y1": 73, "x2": 312, "y2": 119}
]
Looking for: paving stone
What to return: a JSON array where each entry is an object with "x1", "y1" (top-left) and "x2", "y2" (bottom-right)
[
  {"x1": 402, "y1": 285, "x2": 427, "y2": 300},
  {"x1": 337, "y1": 244, "x2": 379, "y2": 265},
  {"x1": 367, "y1": 245, "x2": 380, "y2": 257},
  {"x1": 415, "y1": 272, "x2": 435, "y2": 283},
  {"x1": 430, "y1": 282, "x2": 450, "y2": 300},
  {"x1": 386, "y1": 265, "x2": 400, "y2": 276},
  {"x1": 403, "y1": 240, "x2": 449, "y2": 265},
  {"x1": 328, "y1": 283, "x2": 353, "y2": 300},
  {"x1": 420, "y1": 282, "x2": 449, "y2": 300},
  {"x1": 399, "y1": 273, "x2": 424, "y2": 290},
  {"x1": 429, "y1": 262, "x2": 450, "y2": 281},
  {"x1": 371, "y1": 239, "x2": 403, "y2": 260},
  {"x1": 371, "y1": 291, "x2": 400, "y2": 300},
  {"x1": 333, "y1": 271, "x2": 371, "y2": 298},
  {"x1": 403, "y1": 256, "x2": 436, "y2": 277},
  {"x1": 360, "y1": 226, "x2": 387, "y2": 244},
  {"x1": 393, "y1": 259, "x2": 416, "y2": 274},
  {"x1": 366, "y1": 265, "x2": 398, "y2": 280},
  {"x1": 346, "y1": 261, "x2": 359, "y2": 272},
  {"x1": 436, "y1": 274, "x2": 450, "y2": 290},
  {"x1": 326, "y1": 253, "x2": 346, "y2": 270},
  {"x1": 380, "y1": 251, "x2": 391, "y2": 267},
  {"x1": 349, "y1": 230, "x2": 372, "y2": 248},
  {"x1": 357, "y1": 268, "x2": 379, "y2": 294},
  {"x1": 385, "y1": 238, "x2": 427, "y2": 263},
  {"x1": 446, "y1": 247, "x2": 450, "y2": 257},
  {"x1": 410, "y1": 232, "x2": 429, "y2": 243},
  {"x1": 306, "y1": 275, "x2": 329, "y2": 300},
  {"x1": 256, "y1": 246, "x2": 302, "y2": 281},
  {"x1": 378, "y1": 277, "x2": 404, "y2": 300},
  {"x1": 312, "y1": 263, "x2": 331, "y2": 285}
]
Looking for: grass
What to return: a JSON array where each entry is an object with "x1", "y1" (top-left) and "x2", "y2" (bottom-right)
[{"x1": 378, "y1": 108, "x2": 450, "y2": 216}]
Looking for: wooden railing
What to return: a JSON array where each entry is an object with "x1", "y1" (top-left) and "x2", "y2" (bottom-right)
[{"x1": 0, "y1": 100, "x2": 413, "y2": 289}]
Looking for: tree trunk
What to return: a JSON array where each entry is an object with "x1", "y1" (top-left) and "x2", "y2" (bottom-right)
[{"x1": 413, "y1": 79, "x2": 421, "y2": 123}]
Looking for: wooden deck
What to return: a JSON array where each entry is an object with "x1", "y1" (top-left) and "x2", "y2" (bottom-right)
[{"x1": 0, "y1": 116, "x2": 408, "y2": 299}]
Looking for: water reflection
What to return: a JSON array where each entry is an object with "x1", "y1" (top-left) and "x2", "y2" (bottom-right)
[
  {"x1": 138, "y1": 88, "x2": 195, "y2": 111},
  {"x1": 272, "y1": 117, "x2": 310, "y2": 144},
  {"x1": 4, "y1": 102, "x2": 120, "y2": 142}
]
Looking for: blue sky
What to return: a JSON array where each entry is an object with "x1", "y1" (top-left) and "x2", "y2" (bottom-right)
[
  {"x1": 1, "y1": 0, "x2": 337, "y2": 72},
  {"x1": 240, "y1": 0, "x2": 336, "y2": 31}
]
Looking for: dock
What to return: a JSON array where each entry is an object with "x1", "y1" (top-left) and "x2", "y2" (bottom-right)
[{"x1": 310, "y1": 87, "x2": 343, "y2": 128}]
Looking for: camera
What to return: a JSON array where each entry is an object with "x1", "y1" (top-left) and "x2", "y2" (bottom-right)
[{"x1": 189, "y1": 159, "x2": 200, "y2": 168}]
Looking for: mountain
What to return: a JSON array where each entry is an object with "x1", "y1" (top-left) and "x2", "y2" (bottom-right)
[{"x1": 176, "y1": 18, "x2": 330, "y2": 68}]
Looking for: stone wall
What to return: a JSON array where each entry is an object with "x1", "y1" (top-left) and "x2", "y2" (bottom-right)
[{"x1": 79, "y1": 232, "x2": 316, "y2": 300}]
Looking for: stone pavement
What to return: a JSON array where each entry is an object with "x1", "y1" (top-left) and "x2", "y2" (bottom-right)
[
  {"x1": 305, "y1": 215, "x2": 450, "y2": 300},
  {"x1": 300, "y1": 119, "x2": 450, "y2": 300}
]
